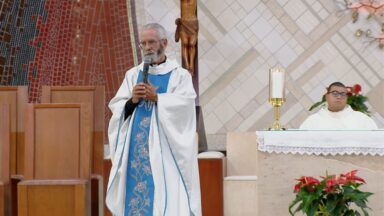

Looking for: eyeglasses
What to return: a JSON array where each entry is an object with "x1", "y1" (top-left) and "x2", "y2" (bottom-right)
[
  {"x1": 328, "y1": 91, "x2": 348, "y2": 98},
  {"x1": 138, "y1": 39, "x2": 162, "y2": 49}
]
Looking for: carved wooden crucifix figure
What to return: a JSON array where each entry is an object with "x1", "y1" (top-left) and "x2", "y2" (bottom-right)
[{"x1": 175, "y1": 0, "x2": 198, "y2": 76}]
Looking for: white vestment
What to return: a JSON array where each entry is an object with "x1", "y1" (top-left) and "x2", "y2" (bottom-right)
[
  {"x1": 300, "y1": 105, "x2": 378, "y2": 130},
  {"x1": 106, "y1": 59, "x2": 201, "y2": 216}
]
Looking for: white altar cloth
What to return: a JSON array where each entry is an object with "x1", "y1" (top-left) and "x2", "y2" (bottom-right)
[{"x1": 256, "y1": 130, "x2": 384, "y2": 156}]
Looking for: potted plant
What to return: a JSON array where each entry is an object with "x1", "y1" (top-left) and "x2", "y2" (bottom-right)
[{"x1": 289, "y1": 170, "x2": 373, "y2": 216}]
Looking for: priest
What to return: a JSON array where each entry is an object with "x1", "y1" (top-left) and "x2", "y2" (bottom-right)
[
  {"x1": 300, "y1": 82, "x2": 378, "y2": 130},
  {"x1": 106, "y1": 23, "x2": 201, "y2": 216}
]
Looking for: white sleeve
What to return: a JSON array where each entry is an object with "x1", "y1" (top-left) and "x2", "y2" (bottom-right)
[{"x1": 107, "y1": 69, "x2": 136, "y2": 162}]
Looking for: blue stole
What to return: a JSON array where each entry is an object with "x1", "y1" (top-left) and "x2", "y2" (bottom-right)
[{"x1": 124, "y1": 70, "x2": 172, "y2": 216}]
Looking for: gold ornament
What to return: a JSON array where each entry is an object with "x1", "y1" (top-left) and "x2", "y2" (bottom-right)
[{"x1": 355, "y1": 29, "x2": 363, "y2": 37}]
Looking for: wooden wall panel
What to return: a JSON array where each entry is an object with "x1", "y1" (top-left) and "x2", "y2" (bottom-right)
[
  {"x1": 41, "y1": 86, "x2": 105, "y2": 176},
  {"x1": 19, "y1": 103, "x2": 92, "y2": 215},
  {"x1": 0, "y1": 86, "x2": 27, "y2": 175},
  {"x1": 24, "y1": 104, "x2": 92, "y2": 180},
  {"x1": 0, "y1": 104, "x2": 10, "y2": 182},
  {"x1": 41, "y1": 86, "x2": 105, "y2": 216},
  {"x1": 42, "y1": 86, "x2": 104, "y2": 216},
  {"x1": 35, "y1": 108, "x2": 81, "y2": 179},
  {"x1": 0, "y1": 104, "x2": 10, "y2": 216},
  {"x1": 198, "y1": 158, "x2": 224, "y2": 216},
  {"x1": 18, "y1": 180, "x2": 89, "y2": 216},
  {"x1": 103, "y1": 159, "x2": 112, "y2": 216},
  {"x1": 0, "y1": 182, "x2": 4, "y2": 216}
]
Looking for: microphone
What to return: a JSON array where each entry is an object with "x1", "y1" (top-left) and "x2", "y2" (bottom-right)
[{"x1": 142, "y1": 54, "x2": 153, "y2": 84}]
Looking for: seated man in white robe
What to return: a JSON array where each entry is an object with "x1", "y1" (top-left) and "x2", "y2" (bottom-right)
[
  {"x1": 300, "y1": 82, "x2": 378, "y2": 130},
  {"x1": 106, "y1": 23, "x2": 201, "y2": 216}
]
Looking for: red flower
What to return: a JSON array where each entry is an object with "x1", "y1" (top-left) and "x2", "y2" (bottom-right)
[
  {"x1": 294, "y1": 176, "x2": 320, "y2": 192},
  {"x1": 341, "y1": 170, "x2": 366, "y2": 184},
  {"x1": 337, "y1": 176, "x2": 347, "y2": 185},
  {"x1": 352, "y1": 84, "x2": 362, "y2": 94},
  {"x1": 294, "y1": 183, "x2": 301, "y2": 193},
  {"x1": 325, "y1": 175, "x2": 339, "y2": 192},
  {"x1": 346, "y1": 84, "x2": 362, "y2": 96},
  {"x1": 346, "y1": 87, "x2": 353, "y2": 96}
]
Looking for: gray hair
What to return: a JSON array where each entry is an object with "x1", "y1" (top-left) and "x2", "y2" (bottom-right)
[{"x1": 141, "y1": 23, "x2": 167, "y2": 39}]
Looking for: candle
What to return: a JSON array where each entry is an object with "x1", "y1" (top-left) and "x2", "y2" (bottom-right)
[{"x1": 269, "y1": 67, "x2": 285, "y2": 99}]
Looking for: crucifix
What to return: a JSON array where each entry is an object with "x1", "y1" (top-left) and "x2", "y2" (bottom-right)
[
  {"x1": 175, "y1": 0, "x2": 199, "y2": 96},
  {"x1": 175, "y1": 0, "x2": 198, "y2": 73},
  {"x1": 175, "y1": 0, "x2": 207, "y2": 152}
]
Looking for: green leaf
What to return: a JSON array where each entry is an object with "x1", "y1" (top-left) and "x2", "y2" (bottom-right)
[
  {"x1": 309, "y1": 95, "x2": 326, "y2": 111},
  {"x1": 309, "y1": 101, "x2": 324, "y2": 111},
  {"x1": 332, "y1": 202, "x2": 345, "y2": 216},
  {"x1": 293, "y1": 204, "x2": 303, "y2": 214},
  {"x1": 307, "y1": 200, "x2": 320, "y2": 216},
  {"x1": 355, "y1": 199, "x2": 367, "y2": 208},
  {"x1": 289, "y1": 197, "x2": 302, "y2": 215},
  {"x1": 302, "y1": 194, "x2": 317, "y2": 212},
  {"x1": 353, "y1": 191, "x2": 373, "y2": 202},
  {"x1": 347, "y1": 95, "x2": 371, "y2": 116}
]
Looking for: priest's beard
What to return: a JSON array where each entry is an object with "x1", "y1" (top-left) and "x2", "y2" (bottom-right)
[{"x1": 145, "y1": 44, "x2": 165, "y2": 64}]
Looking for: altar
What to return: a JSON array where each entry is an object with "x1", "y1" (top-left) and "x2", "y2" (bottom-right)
[{"x1": 225, "y1": 131, "x2": 384, "y2": 216}]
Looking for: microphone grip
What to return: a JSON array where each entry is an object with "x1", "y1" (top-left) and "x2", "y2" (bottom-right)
[{"x1": 143, "y1": 63, "x2": 149, "y2": 84}]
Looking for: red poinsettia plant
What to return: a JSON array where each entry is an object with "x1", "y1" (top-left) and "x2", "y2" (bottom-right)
[
  {"x1": 309, "y1": 84, "x2": 370, "y2": 115},
  {"x1": 289, "y1": 170, "x2": 373, "y2": 216}
]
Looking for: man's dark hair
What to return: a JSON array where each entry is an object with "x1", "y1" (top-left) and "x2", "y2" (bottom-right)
[{"x1": 327, "y1": 82, "x2": 346, "y2": 91}]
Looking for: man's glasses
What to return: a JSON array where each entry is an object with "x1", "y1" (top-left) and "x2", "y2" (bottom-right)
[
  {"x1": 138, "y1": 39, "x2": 162, "y2": 49},
  {"x1": 328, "y1": 91, "x2": 348, "y2": 98}
]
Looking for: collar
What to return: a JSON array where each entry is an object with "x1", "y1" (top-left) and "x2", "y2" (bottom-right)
[
  {"x1": 150, "y1": 56, "x2": 167, "y2": 66},
  {"x1": 320, "y1": 105, "x2": 352, "y2": 119},
  {"x1": 139, "y1": 58, "x2": 179, "y2": 75}
]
